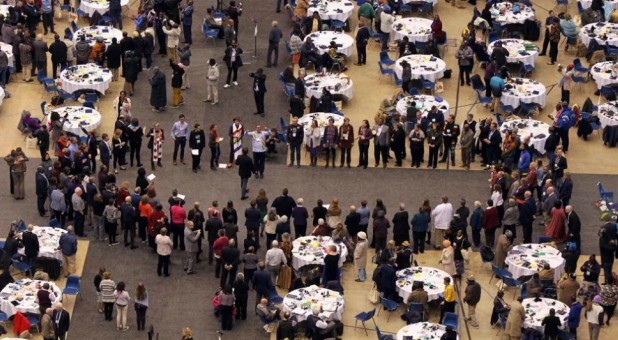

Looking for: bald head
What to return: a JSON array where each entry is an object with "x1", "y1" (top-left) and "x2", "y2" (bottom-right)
[{"x1": 565, "y1": 205, "x2": 573, "y2": 213}]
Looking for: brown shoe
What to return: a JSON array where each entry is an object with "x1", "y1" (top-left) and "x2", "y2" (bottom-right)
[
  {"x1": 180, "y1": 160, "x2": 186, "y2": 164},
  {"x1": 227, "y1": 163, "x2": 233, "y2": 168}
]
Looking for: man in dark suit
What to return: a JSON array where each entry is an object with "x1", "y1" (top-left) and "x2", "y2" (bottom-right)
[
  {"x1": 355, "y1": 20, "x2": 370, "y2": 65},
  {"x1": 120, "y1": 196, "x2": 138, "y2": 249},
  {"x1": 559, "y1": 171, "x2": 573, "y2": 206},
  {"x1": 565, "y1": 205, "x2": 581, "y2": 251},
  {"x1": 235, "y1": 147, "x2": 254, "y2": 200},
  {"x1": 35, "y1": 166, "x2": 50, "y2": 217},
  {"x1": 294, "y1": 69, "x2": 305, "y2": 98},
  {"x1": 244, "y1": 201, "x2": 261, "y2": 247},
  {"x1": 286, "y1": 117, "x2": 304, "y2": 167},
  {"x1": 518, "y1": 190, "x2": 536, "y2": 244},
  {"x1": 99, "y1": 133, "x2": 112, "y2": 169},
  {"x1": 252, "y1": 261, "x2": 273, "y2": 306},
  {"x1": 483, "y1": 122, "x2": 502, "y2": 168},
  {"x1": 36, "y1": 125, "x2": 50, "y2": 159},
  {"x1": 52, "y1": 302, "x2": 70, "y2": 340},
  {"x1": 22, "y1": 224, "x2": 39, "y2": 265},
  {"x1": 250, "y1": 68, "x2": 267, "y2": 117}
]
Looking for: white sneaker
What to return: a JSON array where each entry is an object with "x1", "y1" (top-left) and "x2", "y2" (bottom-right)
[
  {"x1": 233, "y1": 81, "x2": 238, "y2": 86},
  {"x1": 224, "y1": 84, "x2": 230, "y2": 88}
]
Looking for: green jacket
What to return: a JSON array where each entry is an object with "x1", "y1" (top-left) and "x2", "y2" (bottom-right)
[{"x1": 358, "y1": 3, "x2": 375, "y2": 19}]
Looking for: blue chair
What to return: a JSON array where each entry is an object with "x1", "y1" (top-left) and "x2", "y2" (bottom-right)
[
  {"x1": 519, "y1": 62, "x2": 534, "y2": 77},
  {"x1": 57, "y1": 89, "x2": 76, "y2": 101},
  {"x1": 556, "y1": 0, "x2": 568, "y2": 5},
  {"x1": 49, "y1": 218, "x2": 61, "y2": 229},
  {"x1": 83, "y1": 101, "x2": 95, "y2": 109},
  {"x1": 601, "y1": 85, "x2": 617, "y2": 101},
  {"x1": 369, "y1": 27, "x2": 382, "y2": 46},
  {"x1": 375, "y1": 326, "x2": 395, "y2": 340},
  {"x1": 518, "y1": 100, "x2": 538, "y2": 119},
  {"x1": 44, "y1": 82, "x2": 59, "y2": 96},
  {"x1": 0, "y1": 311, "x2": 7, "y2": 327},
  {"x1": 488, "y1": 32, "x2": 499, "y2": 43},
  {"x1": 502, "y1": 275, "x2": 520, "y2": 299},
  {"x1": 538, "y1": 236, "x2": 552, "y2": 243},
  {"x1": 476, "y1": 90, "x2": 492, "y2": 106},
  {"x1": 330, "y1": 20, "x2": 345, "y2": 30},
  {"x1": 70, "y1": 20, "x2": 79, "y2": 33},
  {"x1": 377, "y1": 297, "x2": 400, "y2": 322},
  {"x1": 399, "y1": 4, "x2": 412, "y2": 15},
  {"x1": 64, "y1": 27, "x2": 73, "y2": 40},
  {"x1": 0, "y1": 241, "x2": 5, "y2": 249},
  {"x1": 277, "y1": 131, "x2": 287, "y2": 144},
  {"x1": 11, "y1": 259, "x2": 33, "y2": 277},
  {"x1": 418, "y1": 2, "x2": 433, "y2": 16},
  {"x1": 26, "y1": 314, "x2": 40, "y2": 333},
  {"x1": 354, "y1": 308, "x2": 376, "y2": 335},
  {"x1": 572, "y1": 75, "x2": 586, "y2": 89},
  {"x1": 40, "y1": 101, "x2": 47, "y2": 116},
  {"x1": 420, "y1": 77, "x2": 435, "y2": 94},
  {"x1": 607, "y1": 43, "x2": 618, "y2": 57},
  {"x1": 491, "y1": 22, "x2": 503, "y2": 38},
  {"x1": 37, "y1": 70, "x2": 48, "y2": 83},
  {"x1": 357, "y1": 0, "x2": 366, "y2": 4},
  {"x1": 409, "y1": 87, "x2": 420, "y2": 96},
  {"x1": 442, "y1": 312, "x2": 458, "y2": 331},
  {"x1": 415, "y1": 41, "x2": 428, "y2": 53},
  {"x1": 76, "y1": 9, "x2": 87, "y2": 19},
  {"x1": 520, "y1": 280, "x2": 528, "y2": 299},
  {"x1": 85, "y1": 92, "x2": 98, "y2": 102},
  {"x1": 330, "y1": 102, "x2": 344, "y2": 116},
  {"x1": 590, "y1": 118, "x2": 602, "y2": 136},
  {"x1": 558, "y1": 329, "x2": 575, "y2": 340},
  {"x1": 202, "y1": 23, "x2": 218, "y2": 46},
  {"x1": 495, "y1": 112, "x2": 504, "y2": 127},
  {"x1": 393, "y1": 72, "x2": 403, "y2": 86},
  {"x1": 269, "y1": 291, "x2": 283, "y2": 304},
  {"x1": 379, "y1": 51, "x2": 395, "y2": 66},
  {"x1": 63, "y1": 275, "x2": 81, "y2": 300},
  {"x1": 60, "y1": 4, "x2": 72, "y2": 12},
  {"x1": 500, "y1": 102, "x2": 515, "y2": 116},
  {"x1": 573, "y1": 58, "x2": 589, "y2": 74},
  {"x1": 408, "y1": 302, "x2": 425, "y2": 321},
  {"x1": 489, "y1": 264, "x2": 504, "y2": 284},
  {"x1": 378, "y1": 62, "x2": 394, "y2": 81},
  {"x1": 279, "y1": 116, "x2": 289, "y2": 132}
]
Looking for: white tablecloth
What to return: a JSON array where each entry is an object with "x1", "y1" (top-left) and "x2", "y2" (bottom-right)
[
  {"x1": 488, "y1": 39, "x2": 539, "y2": 66},
  {"x1": 291, "y1": 236, "x2": 348, "y2": 270},
  {"x1": 306, "y1": 31, "x2": 354, "y2": 57},
  {"x1": 0, "y1": 87, "x2": 4, "y2": 108},
  {"x1": 0, "y1": 5, "x2": 10, "y2": 18},
  {"x1": 298, "y1": 112, "x2": 344, "y2": 146},
  {"x1": 394, "y1": 54, "x2": 446, "y2": 82},
  {"x1": 597, "y1": 100, "x2": 618, "y2": 128},
  {"x1": 0, "y1": 42, "x2": 15, "y2": 69},
  {"x1": 500, "y1": 119, "x2": 551, "y2": 154},
  {"x1": 523, "y1": 298, "x2": 569, "y2": 332},
  {"x1": 45, "y1": 106, "x2": 102, "y2": 136},
  {"x1": 60, "y1": 63, "x2": 113, "y2": 94},
  {"x1": 396, "y1": 95, "x2": 450, "y2": 119},
  {"x1": 391, "y1": 18, "x2": 432, "y2": 43},
  {"x1": 402, "y1": 0, "x2": 438, "y2": 5},
  {"x1": 579, "y1": 0, "x2": 618, "y2": 10},
  {"x1": 73, "y1": 25, "x2": 124, "y2": 47},
  {"x1": 501, "y1": 78, "x2": 547, "y2": 108},
  {"x1": 307, "y1": 0, "x2": 354, "y2": 22},
  {"x1": 396, "y1": 323, "x2": 455, "y2": 340},
  {"x1": 79, "y1": 0, "x2": 129, "y2": 16},
  {"x1": 506, "y1": 243, "x2": 565, "y2": 282},
  {"x1": 580, "y1": 22, "x2": 618, "y2": 48},
  {"x1": 0, "y1": 279, "x2": 62, "y2": 317},
  {"x1": 32, "y1": 226, "x2": 67, "y2": 261},
  {"x1": 396, "y1": 267, "x2": 452, "y2": 302},
  {"x1": 491, "y1": 2, "x2": 535, "y2": 25},
  {"x1": 590, "y1": 61, "x2": 618, "y2": 90},
  {"x1": 304, "y1": 73, "x2": 353, "y2": 100},
  {"x1": 282, "y1": 286, "x2": 344, "y2": 322}
]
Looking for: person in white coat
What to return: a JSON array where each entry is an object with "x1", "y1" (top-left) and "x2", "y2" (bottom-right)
[
  {"x1": 431, "y1": 196, "x2": 453, "y2": 249},
  {"x1": 379, "y1": 6, "x2": 394, "y2": 51},
  {"x1": 204, "y1": 58, "x2": 220, "y2": 105},
  {"x1": 162, "y1": 20, "x2": 180, "y2": 63}
]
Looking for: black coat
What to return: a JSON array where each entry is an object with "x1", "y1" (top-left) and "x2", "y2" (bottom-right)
[
  {"x1": 235, "y1": 154, "x2": 254, "y2": 179},
  {"x1": 189, "y1": 129, "x2": 206, "y2": 150},
  {"x1": 392, "y1": 211, "x2": 410, "y2": 244},
  {"x1": 171, "y1": 63, "x2": 184, "y2": 88},
  {"x1": 99, "y1": 140, "x2": 111, "y2": 163},
  {"x1": 36, "y1": 172, "x2": 49, "y2": 197},
  {"x1": 567, "y1": 211, "x2": 581, "y2": 247},
  {"x1": 105, "y1": 43, "x2": 122, "y2": 69},
  {"x1": 149, "y1": 71, "x2": 167, "y2": 108},
  {"x1": 21, "y1": 231, "x2": 39, "y2": 258},
  {"x1": 119, "y1": 37, "x2": 135, "y2": 56},
  {"x1": 251, "y1": 73, "x2": 267, "y2": 93},
  {"x1": 48, "y1": 40, "x2": 67, "y2": 63},
  {"x1": 123, "y1": 55, "x2": 139, "y2": 82},
  {"x1": 52, "y1": 309, "x2": 70, "y2": 336},
  {"x1": 223, "y1": 46, "x2": 243, "y2": 68},
  {"x1": 518, "y1": 197, "x2": 536, "y2": 225}
]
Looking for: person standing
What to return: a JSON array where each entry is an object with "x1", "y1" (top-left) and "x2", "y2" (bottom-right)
[
  {"x1": 149, "y1": 67, "x2": 167, "y2": 111},
  {"x1": 431, "y1": 196, "x2": 453, "y2": 249},
  {"x1": 113, "y1": 282, "x2": 130, "y2": 331},
  {"x1": 233, "y1": 273, "x2": 249, "y2": 320},
  {"x1": 155, "y1": 228, "x2": 173, "y2": 276},
  {"x1": 267, "y1": 21, "x2": 282, "y2": 68},
  {"x1": 189, "y1": 123, "x2": 205, "y2": 173},
  {"x1": 338, "y1": 118, "x2": 354, "y2": 167},
  {"x1": 250, "y1": 68, "x2": 267, "y2": 117},
  {"x1": 539, "y1": 11, "x2": 557, "y2": 56},
  {"x1": 182, "y1": 0, "x2": 194, "y2": 44},
  {"x1": 463, "y1": 275, "x2": 481, "y2": 328},
  {"x1": 372, "y1": 118, "x2": 390, "y2": 168},
  {"x1": 547, "y1": 18, "x2": 561, "y2": 65},
  {"x1": 52, "y1": 303, "x2": 70, "y2": 340},
  {"x1": 586, "y1": 295, "x2": 604, "y2": 340},
  {"x1": 109, "y1": 0, "x2": 122, "y2": 29},
  {"x1": 58, "y1": 225, "x2": 78, "y2": 277},
  {"x1": 147, "y1": 123, "x2": 165, "y2": 170},
  {"x1": 184, "y1": 221, "x2": 200, "y2": 275},
  {"x1": 120, "y1": 196, "x2": 138, "y2": 249},
  {"x1": 40, "y1": 0, "x2": 55, "y2": 35},
  {"x1": 354, "y1": 231, "x2": 368, "y2": 282},
  {"x1": 33, "y1": 34, "x2": 49, "y2": 78},
  {"x1": 170, "y1": 61, "x2": 185, "y2": 107},
  {"x1": 105, "y1": 38, "x2": 122, "y2": 82},
  {"x1": 204, "y1": 58, "x2": 220, "y2": 105},
  {"x1": 220, "y1": 239, "x2": 240, "y2": 288},
  {"x1": 208, "y1": 124, "x2": 221, "y2": 171},
  {"x1": 36, "y1": 166, "x2": 50, "y2": 217},
  {"x1": 561, "y1": 64, "x2": 575, "y2": 104},
  {"x1": 171, "y1": 114, "x2": 189, "y2": 166},
  {"x1": 163, "y1": 20, "x2": 181, "y2": 63},
  {"x1": 19, "y1": 39, "x2": 33, "y2": 82},
  {"x1": 455, "y1": 41, "x2": 474, "y2": 86},
  {"x1": 265, "y1": 240, "x2": 287, "y2": 286},
  {"x1": 72, "y1": 188, "x2": 87, "y2": 237},
  {"x1": 287, "y1": 117, "x2": 304, "y2": 167},
  {"x1": 505, "y1": 297, "x2": 525, "y2": 339},
  {"x1": 322, "y1": 118, "x2": 339, "y2": 168},
  {"x1": 178, "y1": 43, "x2": 191, "y2": 89},
  {"x1": 41, "y1": 307, "x2": 55, "y2": 340},
  {"x1": 223, "y1": 40, "x2": 243, "y2": 88},
  {"x1": 460, "y1": 123, "x2": 474, "y2": 169},
  {"x1": 235, "y1": 147, "x2": 254, "y2": 200},
  {"x1": 247, "y1": 125, "x2": 270, "y2": 179},
  {"x1": 355, "y1": 20, "x2": 370, "y2": 66},
  {"x1": 134, "y1": 283, "x2": 148, "y2": 331},
  {"x1": 48, "y1": 35, "x2": 67, "y2": 79}
]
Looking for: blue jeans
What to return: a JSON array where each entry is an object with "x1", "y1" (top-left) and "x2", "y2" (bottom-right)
[{"x1": 358, "y1": 268, "x2": 366, "y2": 281}]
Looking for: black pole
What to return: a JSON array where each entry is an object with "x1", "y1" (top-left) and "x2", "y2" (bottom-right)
[{"x1": 448, "y1": 69, "x2": 462, "y2": 170}]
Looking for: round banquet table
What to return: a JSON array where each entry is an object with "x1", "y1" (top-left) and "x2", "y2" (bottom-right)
[
  {"x1": 523, "y1": 297, "x2": 569, "y2": 332},
  {"x1": 304, "y1": 73, "x2": 353, "y2": 101},
  {"x1": 60, "y1": 63, "x2": 113, "y2": 94},
  {"x1": 395, "y1": 95, "x2": 450, "y2": 119},
  {"x1": 597, "y1": 100, "x2": 618, "y2": 128},
  {"x1": 590, "y1": 61, "x2": 618, "y2": 90},
  {"x1": 45, "y1": 106, "x2": 102, "y2": 136},
  {"x1": 79, "y1": 0, "x2": 129, "y2": 16},
  {"x1": 305, "y1": 31, "x2": 354, "y2": 57},
  {"x1": 579, "y1": 22, "x2": 618, "y2": 48},
  {"x1": 73, "y1": 26, "x2": 124, "y2": 47},
  {"x1": 396, "y1": 322, "x2": 457, "y2": 340},
  {"x1": 298, "y1": 112, "x2": 344, "y2": 145},
  {"x1": 501, "y1": 78, "x2": 547, "y2": 108},
  {"x1": 500, "y1": 119, "x2": 551, "y2": 154},
  {"x1": 32, "y1": 226, "x2": 67, "y2": 261},
  {"x1": 291, "y1": 236, "x2": 348, "y2": 270},
  {"x1": 391, "y1": 18, "x2": 433, "y2": 43},
  {"x1": 505, "y1": 243, "x2": 565, "y2": 282},
  {"x1": 491, "y1": 2, "x2": 535, "y2": 25},
  {"x1": 579, "y1": 0, "x2": 618, "y2": 10},
  {"x1": 488, "y1": 39, "x2": 539, "y2": 66},
  {"x1": 282, "y1": 286, "x2": 344, "y2": 322},
  {"x1": 307, "y1": 0, "x2": 354, "y2": 22},
  {"x1": 0, "y1": 279, "x2": 62, "y2": 317},
  {"x1": 0, "y1": 42, "x2": 15, "y2": 68},
  {"x1": 394, "y1": 54, "x2": 446, "y2": 82},
  {"x1": 396, "y1": 267, "x2": 452, "y2": 302}
]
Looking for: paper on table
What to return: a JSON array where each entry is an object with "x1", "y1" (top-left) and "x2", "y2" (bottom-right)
[
  {"x1": 177, "y1": 194, "x2": 186, "y2": 200},
  {"x1": 191, "y1": 149, "x2": 199, "y2": 155},
  {"x1": 147, "y1": 174, "x2": 156, "y2": 181},
  {"x1": 218, "y1": 164, "x2": 228, "y2": 169}
]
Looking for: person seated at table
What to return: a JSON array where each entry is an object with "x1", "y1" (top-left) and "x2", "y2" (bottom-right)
[
  {"x1": 327, "y1": 41, "x2": 346, "y2": 72},
  {"x1": 303, "y1": 12, "x2": 323, "y2": 35},
  {"x1": 407, "y1": 280, "x2": 429, "y2": 312},
  {"x1": 265, "y1": 128, "x2": 281, "y2": 155},
  {"x1": 90, "y1": 36, "x2": 106, "y2": 66},
  {"x1": 559, "y1": 14, "x2": 579, "y2": 40},
  {"x1": 21, "y1": 110, "x2": 41, "y2": 133},
  {"x1": 300, "y1": 37, "x2": 323, "y2": 70},
  {"x1": 312, "y1": 218, "x2": 331, "y2": 237},
  {"x1": 430, "y1": 15, "x2": 444, "y2": 43},
  {"x1": 527, "y1": 273, "x2": 543, "y2": 296},
  {"x1": 470, "y1": 38, "x2": 490, "y2": 65},
  {"x1": 33, "y1": 268, "x2": 50, "y2": 281},
  {"x1": 398, "y1": 36, "x2": 417, "y2": 58},
  {"x1": 440, "y1": 326, "x2": 458, "y2": 340},
  {"x1": 318, "y1": 88, "x2": 333, "y2": 113},
  {"x1": 307, "y1": 304, "x2": 337, "y2": 340},
  {"x1": 396, "y1": 241, "x2": 412, "y2": 270},
  {"x1": 204, "y1": 8, "x2": 224, "y2": 39},
  {"x1": 256, "y1": 298, "x2": 281, "y2": 323},
  {"x1": 425, "y1": 36, "x2": 440, "y2": 58},
  {"x1": 282, "y1": 65, "x2": 296, "y2": 84},
  {"x1": 539, "y1": 262, "x2": 556, "y2": 282},
  {"x1": 490, "y1": 290, "x2": 510, "y2": 326},
  {"x1": 276, "y1": 311, "x2": 298, "y2": 340},
  {"x1": 377, "y1": 258, "x2": 399, "y2": 301}
]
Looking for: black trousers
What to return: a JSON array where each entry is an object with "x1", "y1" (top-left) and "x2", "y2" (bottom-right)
[
  {"x1": 412, "y1": 231, "x2": 426, "y2": 253},
  {"x1": 440, "y1": 301, "x2": 456, "y2": 322},
  {"x1": 74, "y1": 211, "x2": 85, "y2": 236},
  {"x1": 106, "y1": 221, "x2": 117, "y2": 244},
  {"x1": 42, "y1": 12, "x2": 54, "y2": 33},
  {"x1": 52, "y1": 210, "x2": 66, "y2": 228},
  {"x1": 138, "y1": 217, "x2": 148, "y2": 241},
  {"x1": 157, "y1": 255, "x2": 170, "y2": 275},
  {"x1": 171, "y1": 224, "x2": 185, "y2": 250},
  {"x1": 557, "y1": 127, "x2": 570, "y2": 152},
  {"x1": 235, "y1": 295, "x2": 248, "y2": 320},
  {"x1": 359, "y1": 144, "x2": 369, "y2": 166},
  {"x1": 561, "y1": 88, "x2": 570, "y2": 105},
  {"x1": 254, "y1": 91, "x2": 265, "y2": 114},
  {"x1": 226, "y1": 65, "x2": 238, "y2": 84},
  {"x1": 374, "y1": 144, "x2": 388, "y2": 165},
  {"x1": 192, "y1": 148, "x2": 203, "y2": 170},
  {"x1": 103, "y1": 302, "x2": 114, "y2": 320},
  {"x1": 549, "y1": 41, "x2": 559, "y2": 63},
  {"x1": 220, "y1": 266, "x2": 237, "y2": 289},
  {"x1": 290, "y1": 144, "x2": 301, "y2": 165},
  {"x1": 294, "y1": 224, "x2": 307, "y2": 238},
  {"x1": 522, "y1": 223, "x2": 532, "y2": 244},
  {"x1": 325, "y1": 147, "x2": 336, "y2": 165},
  {"x1": 340, "y1": 147, "x2": 351, "y2": 166},
  {"x1": 541, "y1": 29, "x2": 550, "y2": 54},
  {"x1": 220, "y1": 305, "x2": 234, "y2": 330},
  {"x1": 428, "y1": 145, "x2": 439, "y2": 168},
  {"x1": 459, "y1": 65, "x2": 472, "y2": 85},
  {"x1": 485, "y1": 228, "x2": 496, "y2": 248},
  {"x1": 210, "y1": 145, "x2": 220, "y2": 168},
  {"x1": 37, "y1": 194, "x2": 47, "y2": 216},
  {"x1": 135, "y1": 306, "x2": 147, "y2": 330},
  {"x1": 129, "y1": 141, "x2": 141, "y2": 166},
  {"x1": 123, "y1": 221, "x2": 135, "y2": 246},
  {"x1": 472, "y1": 228, "x2": 481, "y2": 247},
  {"x1": 253, "y1": 151, "x2": 266, "y2": 175},
  {"x1": 357, "y1": 44, "x2": 367, "y2": 64},
  {"x1": 411, "y1": 146, "x2": 423, "y2": 167},
  {"x1": 173, "y1": 137, "x2": 186, "y2": 162},
  {"x1": 52, "y1": 61, "x2": 67, "y2": 79},
  {"x1": 267, "y1": 42, "x2": 279, "y2": 66}
]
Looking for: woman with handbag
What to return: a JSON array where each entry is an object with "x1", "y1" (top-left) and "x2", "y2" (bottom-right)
[{"x1": 134, "y1": 283, "x2": 149, "y2": 331}]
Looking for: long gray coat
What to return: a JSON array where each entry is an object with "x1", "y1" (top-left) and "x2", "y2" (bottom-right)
[{"x1": 184, "y1": 227, "x2": 199, "y2": 253}]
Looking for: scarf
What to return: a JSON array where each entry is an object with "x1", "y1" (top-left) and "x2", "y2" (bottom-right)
[
  {"x1": 231, "y1": 123, "x2": 243, "y2": 160},
  {"x1": 152, "y1": 129, "x2": 163, "y2": 161}
]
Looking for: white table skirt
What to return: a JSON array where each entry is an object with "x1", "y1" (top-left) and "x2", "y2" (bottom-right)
[
  {"x1": 491, "y1": 2, "x2": 536, "y2": 25},
  {"x1": 397, "y1": 323, "x2": 456, "y2": 340},
  {"x1": 0, "y1": 87, "x2": 4, "y2": 108},
  {"x1": 523, "y1": 298, "x2": 569, "y2": 332},
  {"x1": 506, "y1": 243, "x2": 564, "y2": 282},
  {"x1": 391, "y1": 18, "x2": 432, "y2": 43},
  {"x1": 396, "y1": 267, "x2": 451, "y2": 303},
  {"x1": 590, "y1": 61, "x2": 618, "y2": 90},
  {"x1": 579, "y1": 22, "x2": 618, "y2": 48},
  {"x1": 396, "y1": 95, "x2": 450, "y2": 118},
  {"x1": 0, "y1": 279, "x2": 62, "y2": 317},
  {"x1": 579, "y1": 0, "x2": 618, "y2": 10},
  {"x1": 307, "y1": 0, "x2": 354, "y2": 22},
  {"x1": 0, "y1": 42, "x2": 15, "y2": 68},
  {"x1": 291, "y1": 236, "x2": 348, "y2": 270},
  {"x1": 60, "y1": 63, "x2": 113, "y2": 94},
  {"x1": 73, "y1": 26, "x2": 124, "y2": 47},
  {"x1": 45, "y1": 106, "x2": 103, "y2": 136},
  {"x1": 597, "y1": 100, "x2": 618, "y2": 128},
  {"x1": 500, "y1": 119, "x2": 551, "y2": 154},
  {"x1": 306, "y1": 31, "x2": 354, "y2": 57},
  {"x1": 304, "y1": 73, "x2": 353, "y2": 100},
  {"x1": 488, "y1": 39, "x2": 539, "y2": 66},
  {"x1": 394, "y1": 54, "x2": 446, "y2": 82},
  {"x1": 79, "y1": 0, "x2": 129, "y2": 16},
  {"x1": 500, "y1": 78, "x2": 547, "y2": 108},
  {"x1": 282, "y1": 286, "x2": 344, "y2": 322},
  {"x1": 298, "y1": 112, "x2": 344, "y2": 146}
]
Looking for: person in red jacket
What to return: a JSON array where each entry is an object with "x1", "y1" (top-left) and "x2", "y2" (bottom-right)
[
  {"x1": 482, "y1": 199, "x2": 500, "y2": 248},
  {"x1": 213, "y1": 229, "x2": 230, "y2": 279},
  {"x1": 148, "y1": 204, "x2": 166, "y2": 251},
  {"x1": 170, "y1": 201, "x2": 187, "y2": 250}
]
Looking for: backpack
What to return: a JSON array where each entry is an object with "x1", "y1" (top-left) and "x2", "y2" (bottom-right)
[{"x1": 51, "y1": 95, "x2": 64, "y2": 106}]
